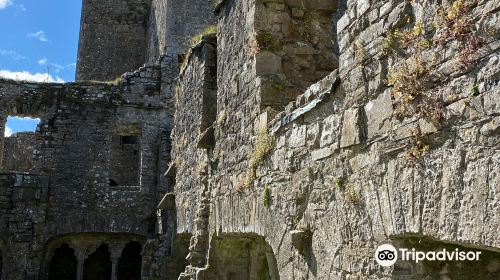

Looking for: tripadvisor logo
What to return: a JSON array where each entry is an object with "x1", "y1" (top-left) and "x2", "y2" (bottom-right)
[{"x1": 374, "y1": 244, "x2": 482, "y2": 267}]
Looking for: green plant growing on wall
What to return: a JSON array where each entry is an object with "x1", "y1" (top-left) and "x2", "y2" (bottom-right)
[
  {"x1": 380, "y1": 21, "x2": 431, "y2": 57},
  {"x1": 250, "y1": 128, "x2": 275, "y2": 171},
  {"x1": 380, "y1": 32, "x2": 397, "y2": 56},
  {"x1": 272, "y1": 79, "x2": 285, "y2": 92},
  {"x1": 470, "y1": 84, "x2": 479, "y2": 97},
  {"x1": 256, "y1": 32, "x2": 280, "y2": 52},
  {"x1": 405, "y1": 128, "x2": 431, "y2": 165},
  {"x1": 243, "y1": 169, "x2": 256, "y2": 188},
  {"x1": 344, "y1": 186, "x2": 360, "y2": 204},
  {"x1": 383, "y1": 17, "x2": 446, "y2": 164},
  {"x1": 191, "y1": 25, "x2": 218, "y2": 45},
  {"x1": 435, "y1": 0, "x2": 483, "y2": 69},
  {"x1": 335, "y1": 176, "x2": 345, "y2": 189},
  {"x1": 387, "y1": 56, "x2": 429, "y2": 117},
  {"x1": 395, "y1": 21, "x2": 426, "y2": 48},
  {"x1": 247, "y1": 31, "x2": 280, "y2": 56},
  {"x1": 262, "y1": 185, "x2": 271, "y2": 208},
  {"x1": 237, "y1": 128, "x2": 275, "y2": 190}
]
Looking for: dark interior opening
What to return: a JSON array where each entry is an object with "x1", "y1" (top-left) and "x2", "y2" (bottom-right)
[
  {"x1": 110, "y1": 134, "x2": 140, "y2": 186},
  {"x1": 121, "y1": 136, "x2": 139, "y2": 145},
  {"x1": 48, "y1": 244, "x2": 77, "y2": 280},
  {"x1": 83, "y1": 244, "x2": 111, "y2": 280},
  {"x1": 117, "y1": 241, "x2": 142, "y2": 280}
]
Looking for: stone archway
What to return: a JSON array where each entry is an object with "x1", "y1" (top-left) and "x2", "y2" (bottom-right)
[
  {"x1": 391, "y1": 236, "x2": 500, "y2": 279},
  {"x1": 197, "y1": 233, "x2": 279, "y2": 280},
  {"x1": 117, "y1": 241, "x2": 142, "y2": 280},
  {"x1": 48, "y1": 243, "x2": 77, "y2": 280},
  {"x1": 83, "y1": 244, "x2": 112, "y2": 280},
  {"x1": 40, "y1": 233, "x2": 146, "y2": 280}
]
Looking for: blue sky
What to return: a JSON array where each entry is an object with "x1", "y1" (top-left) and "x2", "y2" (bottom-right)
[
  {"x1": 1, "y1": 0, "x2": 81, "y2": 135},
  {"x1": 0, "y1": 0, "x2": 81, "y2": 83},
  {"x1": 4, "y1": 116, "x2": 40, "y2": 136}
]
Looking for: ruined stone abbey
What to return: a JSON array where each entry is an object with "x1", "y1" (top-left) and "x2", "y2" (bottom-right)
[{"x1": 0, "y1": 0, "x2": 499, "y2": 279}]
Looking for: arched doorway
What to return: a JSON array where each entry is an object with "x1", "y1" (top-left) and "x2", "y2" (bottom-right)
[
  {"x1": 83, "y1": 244, "x2": 112, "y2": 280},
  {"x1": 117, "y1": 241, "x2": 142, "y2": 280},
  {"x1": 198, "y1": 234, "x2": 279, "y2": 280},
  {"x1": 48, "y1": 244, "x2": 77, "y2": 280}
]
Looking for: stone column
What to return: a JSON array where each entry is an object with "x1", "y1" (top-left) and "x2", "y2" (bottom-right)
[
  {"x1": 109, "y1": 243, "x2": 125, "y2": 280},
  {"x1": 76, "y1": 250, "x2": 86, "y2": 280},
  {"x1": 74, "y1": 243, "x2": 98, "y2": 280}
]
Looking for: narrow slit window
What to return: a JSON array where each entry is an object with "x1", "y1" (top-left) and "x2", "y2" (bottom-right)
[
  {"x1": 121, "y1": 136, "x2": 139, "y2": 145},
  {"x1": 110, "y1": 133, "x2": 140, "y2": 186}
]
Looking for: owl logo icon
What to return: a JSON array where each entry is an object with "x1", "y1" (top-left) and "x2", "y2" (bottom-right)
[{"x1": 375, "y1": 244, "x2": 398, "y2": 266}]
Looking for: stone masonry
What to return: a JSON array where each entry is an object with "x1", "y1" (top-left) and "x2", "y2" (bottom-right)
[
  {"x1": 170, "y1": 0, "x2": 500, "y2": 279},
  {"x1": 0, "y1": 0, "x2": 499, "y2": 280}
]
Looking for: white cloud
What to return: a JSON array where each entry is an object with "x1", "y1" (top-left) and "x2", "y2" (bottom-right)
[
  {"x1": 0, "y1": 69, "x2": 64, "y2": 83},
  {"x1": 0, "y1": 49, "x2": 25, "y2": 60},
  {"x1": 0, "y1": 0, "x2": 13, "y2": 9},
  {"x1": 4, "y1": 125, "x2": 12, "y2": 137},
  {"x1": 27, "y1": 31, "x2": 48, "y2": 42},
  {"x1": 52, "y1": 63, "x2": 64, "y2": 70},
  {"x1": 66, "y1": 63, "x2": 77, "y2": 68},
  {"x1": 38, "y1": 58, "x2": 48, "y2": 65},
  {"x1": 51, "y1": 63, "x2": 65, "y2": 73}
]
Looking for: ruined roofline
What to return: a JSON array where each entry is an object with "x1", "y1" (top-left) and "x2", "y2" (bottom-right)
[
  {"x1": 179, "y1": 33, "x2": 217, "y2": 76},
  {"x1": 0, "y1": 62, "x2": 161, "y2": 89}
]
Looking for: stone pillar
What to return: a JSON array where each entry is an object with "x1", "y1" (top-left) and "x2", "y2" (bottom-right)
[
  {"x1": 76, "y1": 250, "x2": 86, "y2": 280},
  {"x1": 109, "y1": 243, "x2": 125, "y2": 280},
  {"x1": 73, "y1": 243, "x2": 98, "y2": 280}
]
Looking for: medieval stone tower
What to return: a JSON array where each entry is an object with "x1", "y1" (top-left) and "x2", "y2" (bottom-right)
[
  {"x1": 0, "y1": 0, "x2": 499, "y2": 279},
  {"x1": 76, "y1": 0, "x2": 152, "y2": 81}
]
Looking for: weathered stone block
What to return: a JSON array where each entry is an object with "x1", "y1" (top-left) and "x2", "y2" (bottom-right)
[
  {"x1": 255, "y1": 51, "x2": 282, "y2": 76},
  {"x1": 311, "y1": 146, "x2": 335, "y2": 161},
  {"x1": 340, "y1": 108, "x2": 364, "y2": 148},
  {"x1": 320, "y1": 114, "x2": 341, "y2": 148},
  {"x1": 365, "y1": 90, "x2": 393, "y2": 139},
  {"x1": 289, "y1": 125, "x2": 307, "y2": 148}
]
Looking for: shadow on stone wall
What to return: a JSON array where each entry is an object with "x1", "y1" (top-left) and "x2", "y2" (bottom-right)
[
  {"x1": 194, "y1": 233, "x2": 279, "y2": 280},
  {"x1": 391, "y1": 235, "x2": 500, "y2": 279}
]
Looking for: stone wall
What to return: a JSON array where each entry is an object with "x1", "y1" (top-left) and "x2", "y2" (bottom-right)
[
  {"x1": 2, "y1": 132, "x2": 36, "y2": 173},
  {"x1": 169, "y1": 35, "x2": 217, "y2": 277},
  {"x1": 254, "y1": 0, "x2": 338, "y2": 108},
  {"x1": 146, "y1": 0, "x2": 217, "y2": 63},
  {"x1": 160, "y1": 0, "x2": 215, "y2": 58},
  {"x1": 169, "y1": 0, "x2": 500, "y2": 279},
  {"x1": 0, "y1": 63, "x2": 171, "y2": 279}
]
